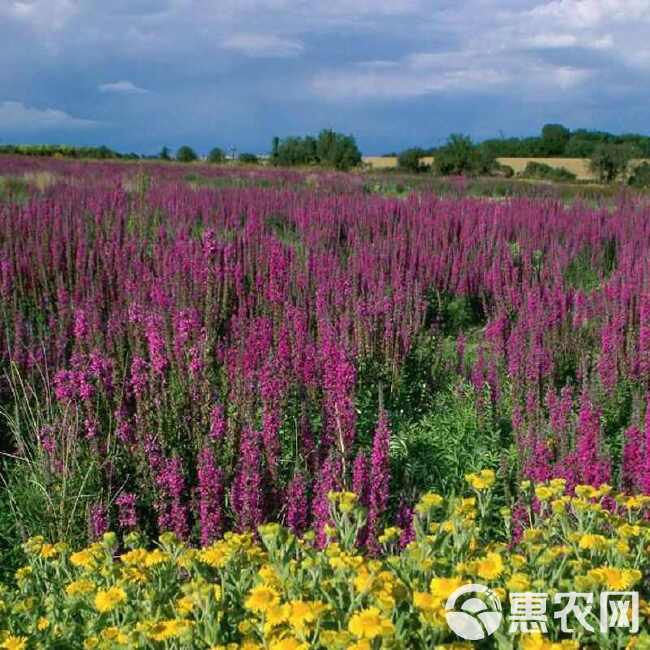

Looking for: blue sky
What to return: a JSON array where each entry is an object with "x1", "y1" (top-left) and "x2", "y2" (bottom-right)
[{"x1": 1, "y1": 0, "x2": 649, "y2": 155}]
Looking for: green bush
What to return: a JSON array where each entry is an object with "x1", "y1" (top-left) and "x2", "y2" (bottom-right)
[
  {"x1": 176, "y1": 145, "x2": 198, "y2": 163},
  {"x1": 397, "y1": 148, "x2": 428, "y2": 173},
  {"x1": 628, "y1": 162, "x2": 650, "y2": 188},
  {"x1": 271, "y1": 130, "x2": 361, "y2": 170},
  {"x1": 207, "y1": 147, "x2": 226, "y2": 163},
  {"x1": 590, "y1": 143, "x2": 639, "y2": 183},
  {"x1": 238, "y1": 153, "x2": 259, "y2": 164},
  {"x1": 521, "y1": 161, "x2": 577, "y2": 182},
  {"x1": 434, "y1": 135, "x2": 496, "y2": 176}
]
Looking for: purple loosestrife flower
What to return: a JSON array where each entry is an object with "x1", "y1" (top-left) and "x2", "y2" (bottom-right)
[
  {"x1": 197, "y1": 446, "x2": 224, "y2": 546},
  {"x1": 621, "y1": 426, "x2": 644, "y2": 493},
  {"x1": 231, "y1": 427, "x2": 264, "y2": 531},
  {"x1": 352, "y1": 451, "x2": 370, "y2": 507},
  {"x1": 73, "y1": 308, "x2": 89, "y2": 343},
  {"x1": 312, "y1": 455, "x2": 341, "y2": 548},
  {"x1": 115, "y1": 493, "x2": 138, "y2": 530},
  {"x1": 130, "y1": 356, "x2": 148, "y2": 400},
  {"x1": 643, "y1": 400, "x2": 650, "y2": 494},
  {"x1": 285, "y1": 472, "x2": 308, "y2": 536},
  {"x1": 156, "y1": 457, "x2": 189, "y2": 540},
  {"x1": 209, "y1": 404, "x2": 226, "y2": 442},
  {"x1": 90, "y1": 503, "x2": 108, "y2": 539},
  {"x1": 367, "y1": 408, "x2": 391, "y2": 555},
  {"x1": 145, "y1": 315, "x2": 168, "y2": 376},
  {"x1": 396, "y1": 499, "x2": 414, "y2": 548},
  {"x1": 639, "y1": 294, "x2": 650, "y2": 383}
]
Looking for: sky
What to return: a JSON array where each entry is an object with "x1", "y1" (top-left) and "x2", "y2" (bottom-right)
[{"x1": 1, "y1": 0, "x2": 650, "y2": 155}]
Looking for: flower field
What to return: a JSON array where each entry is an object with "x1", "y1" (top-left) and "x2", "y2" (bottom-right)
[{"x1": 1, "y1": 157, "x2": 650, "y2": 647}]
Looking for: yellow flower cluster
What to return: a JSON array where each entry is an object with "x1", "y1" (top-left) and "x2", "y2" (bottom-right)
[{"x1": 0, "y1": 475, "x2": 648, "y2": 649}]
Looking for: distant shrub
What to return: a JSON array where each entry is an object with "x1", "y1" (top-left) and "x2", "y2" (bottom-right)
[
  {"x1": 208, "y1": 147, "x2": 226, "y2": 164},
  {"x1": 628, "y1": 162, "x2": 650, "y2": 188},
  {"x1": 176, "y1": 146, "x2": 198, "y2": 163},
  {"x1": 521, "y1": 161, "x2": 577, "y2": 182},
  {"x1": 271, "y1": 130, "x2": 361, "y2": 170},
  {"x1": 494, "y1": 163, "x2": 514, "y2": 178},
  {"x1": 434, "y1": 135, "x2": 496, "y2": 176},
  {"x1": 397, "y1": 148, "x2": 428, "y2": 173},
  {"x1": 590, "y1": 143, "x2": 639, "y2": 183},
  {"x1": 238, "y1": 153, "x2": 259, "y2": 164}
]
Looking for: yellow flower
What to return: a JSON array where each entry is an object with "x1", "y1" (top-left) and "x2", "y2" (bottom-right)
[
  {"x1": 120, "y1": 548, "x2": 147, "y2": 565},
  {"x1": 14, "y1": 567, "x2": 32, "y2": 583},
  {"x1": 476, "y1": 552, "x2": 504, "y2": 580},
  {"x1": 378, "y1": 527, "x2": 401, "y2": 545},
  {"x1": 287, "y1": 600, "x2": 326, "y2": 632},
  {"x1": 144, "y1": 549, "x2": 168, "y2": 567},
  {"x1": 101, "y1": 627, "x2": 130, "y2": 644},
  {"x1": 588, "y1": 567, "x2": 642, "y2": 590},
  {"x1": 465, "y1": 469, "x2": 495, "y2": 490},
  {"x1": 147, "y1": 619, "x2": 193, "y2": 642},
  {"x1": 578, "y1": 534, "x2": 607, "y2": 551},
  {"x1": 430, "y1": 576, "x2": 464, "y2": 600},
  {"x1": 70, "y1": 548, "x2": 97, "y2": 570},
  {"x1": 534, "y1": 486, "x2": 554, "y2": 501},
  {"x1": 348, "y1": 606, "x2": 395, "y2": 639},
  {"x1": 244, "y1": 584, "x2": 280, "y2": 613},
  {"x1": 0, "y1": 637, "x2": 27, "y2": 650},
  {"x1": 94, "y1": 586, "x2": 127, "y2": 613},
  {"x1": 66, "y1": 579, "x2": 96, "y2": 597},
  {"x1": 199, "y1": 544, "x2": 227, "y2": 568},
  {"x1": 264, "y1": 603, "x2": 290, "y2": 631},
  {"x1": 415, "y1": 493, "x2": 444, "y2": 514},
  {"x1": 268, "y1": 638, "x2": 308, "y2": 650},
  {"x1": 506, "y1": 572, "x2": 531, "y2": 591},
  {"x1": 39, "y1": 543, "x2": 58, "y2": 559},
  {"x1": 347, "y1": 641, "x2": 372, "y2": 650},
  {"x1": 176, "y1": 595, "x2": 196, "y2": 616},
  {"x1": 36, "y1": 617, "x2": 50, "y2": 631}
]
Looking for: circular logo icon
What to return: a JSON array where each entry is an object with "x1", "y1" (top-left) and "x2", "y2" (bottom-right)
[{"x1": 445, "y1": 583, "x2": 503, "y2": 641}]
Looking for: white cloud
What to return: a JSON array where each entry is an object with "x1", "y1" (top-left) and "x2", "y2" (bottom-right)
[
  {"x1": 0, "y1": 101, "x2": 97, "y2": 130},
  {"x1": 99, "y1": 80, "x2": 150, "y2": 94},
  {"x1": 221, "y1": 33, "x2": 304, "y2": 58}
]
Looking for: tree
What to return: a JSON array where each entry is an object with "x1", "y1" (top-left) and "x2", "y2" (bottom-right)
[
  {"x1": 434, "y1": 134, "x2": 483, "y2": 176},
  {"x1": 208, "y1": 147, "x2": 226, "y2": 163},
  {"x1": 271, "y1": 130, "x2": 361, "y2": 170},
  {"x1": 398, "y1": 148, "x2": 427, "y2": 173},
  {"x1": 159, "y1": 146, "x2": 171, "y2": 161},
  {"x1": 238, "y1": 153, "x2": 259, "y2": 164},
  {"x1": 540, "y1": 124, "x2": 570, "y2": 156},
  {"x1": 176, "y1": 145, "x2": 198, "y2": 163},
  {"x1": 315, "y1": 129, "x2": 361, "y2": 170},
  {"x1": 590, "y1": 143, "x2": 639, "y2": 183}
]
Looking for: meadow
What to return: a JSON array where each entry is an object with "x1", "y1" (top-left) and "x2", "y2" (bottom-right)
[{"x1": 0, "y1": 157, "x2": 649, "y2": 648}]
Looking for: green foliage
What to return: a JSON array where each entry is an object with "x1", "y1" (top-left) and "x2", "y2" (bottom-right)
[
  {"x1": 271, "y1": 130, "x2": 361, "y2": 170},
  {"x1": 0, "y1": 144, "x2": 128, "y2": 159},
  {"x1": 590, "y1": 143, "x2": 639, "y2": 183},
  {"x1": 207, "y1": 147, "x2": 226, "y2": 163},
  {"x1": 628, "y1": 162, "x2": 650, "y2": 188},
  {"x1": 0, "y1": 367, "x2": 104, "y2": 553},
  {"x1": 238, "y1": 153, "x2": 259, "y2": 164},
  {"x1": 540, "y1": 123, "x2": 571, "y2": 155},
  {"x1": 434, "y1": 134, "x2": 496, "y2": 176},
  {"x1": 176, "y1": 145, "x2": 198, "y2": 163},
  {"x1": 390, "y1": 384, "x2": 509, "y2": 496},
  {"x1": 159, "y1": 146, "x2": 172, "y2": 161},
  {"x1": 521, "y1": 161, "x2": 577, "y2": 182},
  {"x1": 397, "y1": 148, "x2": 428, "y2": 173}
]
